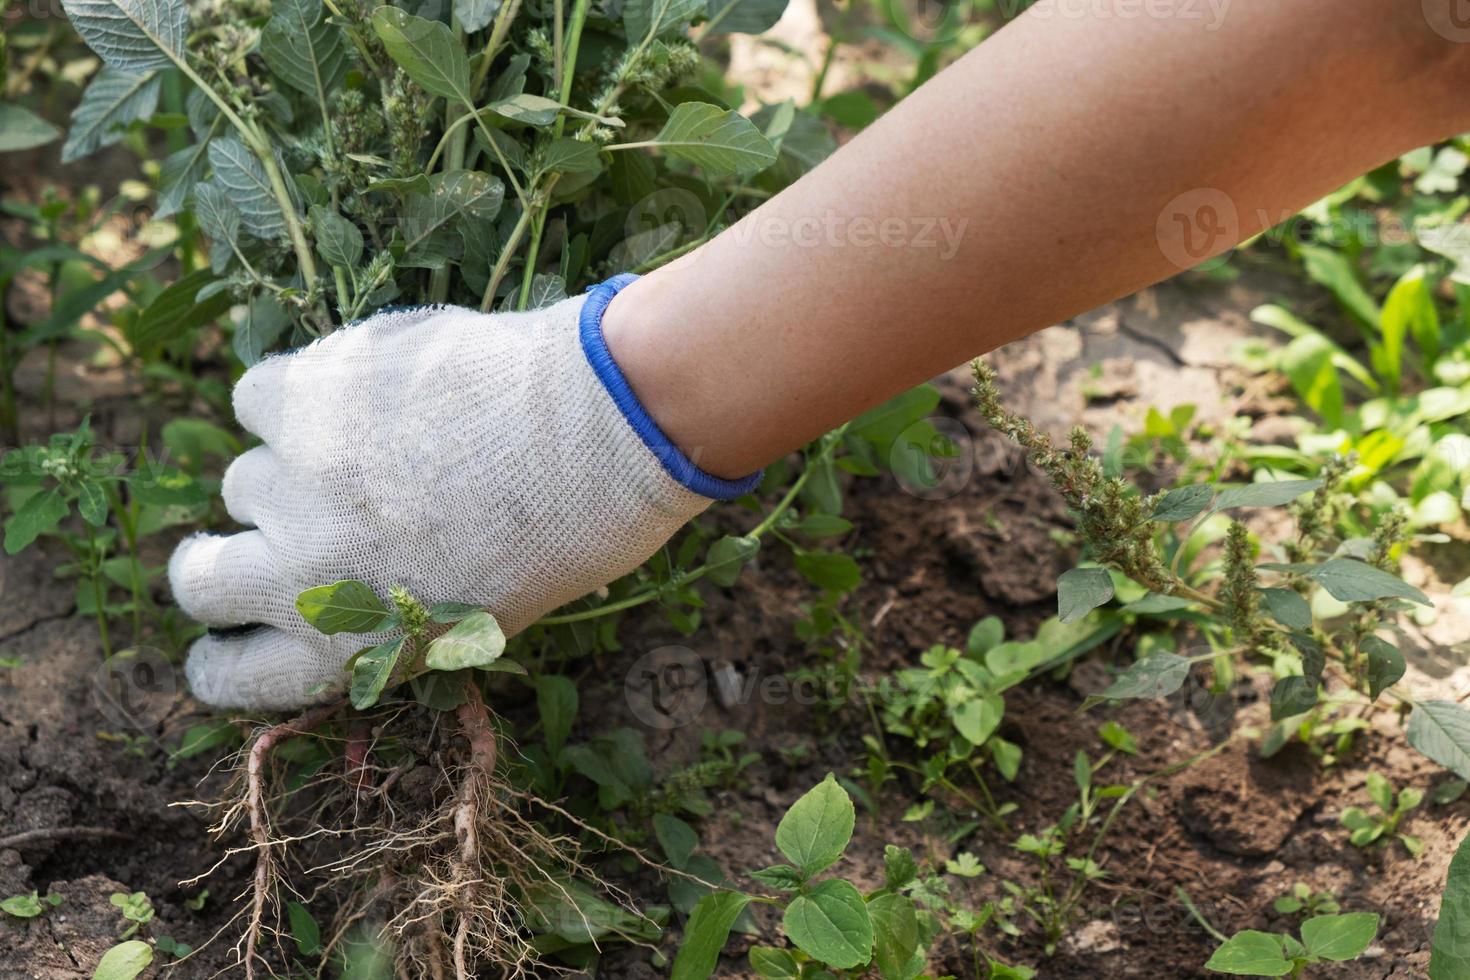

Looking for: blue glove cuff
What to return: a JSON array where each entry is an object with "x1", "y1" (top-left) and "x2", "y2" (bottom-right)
[{"x1": 580, "y1": 273, "x2": 764, "y2": 501}]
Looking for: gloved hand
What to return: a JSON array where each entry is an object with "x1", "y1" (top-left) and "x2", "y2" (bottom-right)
[{"x1": 169, "y1": 274, "x2": 760, "y2": 710}]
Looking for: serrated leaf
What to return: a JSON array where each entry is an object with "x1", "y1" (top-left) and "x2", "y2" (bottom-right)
[
  {"x1": 1362, "y1": 635, "x2": 1405, "y2": 700},
  {"x1": 705, "y1": 534, "x2": 759, "y2": 587},
  {"x1": 295, "y1": 579, "x2": 390, "y2": 634},
  {"x1": 1269, "y1": 675, "x2": 1317, "y2": 721},
  {"x1": 61, "y1": 0, "x2": 188, "y2": 73},
  {"x1": 260, "y1": 0, "x2": 348, "y2": 103},
  {"x1": 61, "y1": 67, "x2": 159, "y2": 162},
  {"x1": 776, "y1": 773, "x2": 854, "y2": 876},
  {"x1": 208, "y1": 136, "x2": 288, "y2": 239},
  {"x1": 310, "y1": 204, "x2": 363, "y2": 269},
  {"x1": 349, "y1": 636, "x2": 404, "y2": 709},
  {"x1": 1205, "y1": 931, "x2": 1291, "y2": 976},
  {"x1": 647, "y1": 102, "x2": 777, "y2": 178},
  {"x1": 1260, "y1": 587, "x2": 1312, "y2": 631},
  {"x1": 1057, "y1": 566, "x2": 1113, "y2": 623},
  {"x1": 783, "y1": 879, "x2": 873, "y2": 970},
  {"x1": 1410, "y1": 701, "x2": 1470, "y2": 781},
  {"x1": 424, "y1": 610, "x2": 506, "y2": 670},
  {"x1": 371, "y1": 7, "x2": 471, "y2": 101},
  {"x1": 1150, "y1": 484, "x2": 1214, "y2": 521},
  {"x1": 624, "y1": 0, "x2": 703, "y2": 40},
  {"x1": 1212, "y1": 478, "x2": 1321, "y2": 512},
  {"x1": 671, "y1": 890, "x2": 751, "y2": 980},
  {"x1": 0, "y1": 105, "x2": 62, "y2": 152},
  {"x1": 5, "y1": 488, "x2": 69, "y2": 554},
  {"x1": 1099, "y1": 654, "x2": 1191, "y2": 700},
  {"x1": 1300, "y1": 913, "x2": 1378, "y2": 961}
]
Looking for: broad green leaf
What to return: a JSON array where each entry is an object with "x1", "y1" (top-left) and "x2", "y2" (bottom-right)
[
  {"x1": 654, "y1": 813, "x2": 698, "y2": 867},
  {"x1": 0, "y1": 105, "x2": 61, "y2": 151},
  {"x1": 1380, "y1": 266, "x2": 1438, "y2": 385},
  {"x1": 1057, "y1": 566, "x2": 1113, "y2": 623},
  {"x1": 260, "y1": 0, "x2": 348, "y2": 102},
  {"x1": 950, "y1": 692, "x2": 1003, "y2": 747},
  {"x1": 295, "y1": 580, "x2": 391, "y2": 634},
  {"x1": 61, "y1": 67, "x2": 159, "y2": 162},
  {"x1": 233, "y1": 293, "x2": 290, "y2": 367},
  {"x1": 1299, "y1": 912, "x2": 1378, "y2": 961},
  {"x1": 454, "y1": 0, "x2": 500, "y2": 31},
  {"x1": 287, "y1": 900, "x2": 322, "y2": 956},
  {"x1": 1099, "y1": 653, "x2": 1191, "y2": 700},
  {"x1": 671, "y1": 890, "x2": 752, "y2": 980},
  {"x1": 624, "y1": 0, "x2": 703, "y2": 40},
  {"x1": 208, "y1": 137, "x2": 289, "y2": 239},
  {"x1": 783, "y1": 879, "x2": 873, "y2": 970},
  {"x1": 1204, "y1": 931, "x2": 1291, "y2": 976},
  {"x1": 61, "y1": 0, "x2": 187, "y2": 73},
  {"x1": 4, "y1": 488, "x2": 69, "y2": 554},
  {"x1": 1299, "y1": 244, "x2": 1380, "y2": 330},
  {"x1": 1409, "y1": 701, "x2": 1470, "y2": 780},
  {"x1": 1361, "y1": 635, "x2": 1405, "y2": 700},
  {"x1": 1122, "y1": 593, "x2": 1196, "y2": 615},
  {"x1": 401, "y1": 170, "x2": 503, "y2": 262},
  {"x1": 428, "y1": 602, "x2": 481, "y2": 623},
  {"x1": 1212, "y1": 478, "x2": 1321, "y2": 512},
  {"x1": 92, "y1": 939, "x2": 154, "y2": 980},
  {"x1": 483, "y1": 93, "x2": 562, "y2": 127},
  {"x1": 647, "y1": 102, "x2": 777, "y2": 178},
  {"x1": 1, "y1": 893, "x2": 44, "y2": 917},
  {"x1": 125, "y1": 267, "x2": 234, "y2": 356},
  {"x1": 966, "y1": 615, "x2": 1004, "y2": 656},
  {"x1": 195, "y1": 182, "x2": 241, "y2": 247},
  {"x1": 77, "y1": 481, "x2": 108, "y2": 526},
  {"x1": 156, "y1": 138, "x2": 213, "y2": 219},
  {"x1": 869, "y1": 892, "x2": 919, "y2": 980},
  {"x1": 1432, "y1": 829, "x2": 1470, "y2": 978},
  {"x1": 1260, "y1": 587, "x2": 1312, "y2": 631},
  {"x1": 883, "y1": 845, "x2": 918, "y2": 890},
  {"x1": 1150, "y1": 484, "x2": 1214, "y2": 521},
  {"x1": 775, "y1": 773, "x2": 854, "y2": 876},
  {"x1": 349, "y1": 636, "x2": 405, "y2": 709},
  {"x1": 539, "y1": 137, "x2": 603, "y2": 175},
  {"x1": 1269, "y1": 675, "x2": 1317, "y2": 721},
  {"x1": 1280, "y1": 333, "x2": 1344, "y2": 427},
  {"x1": 371, "y1": 7, "x2": 471, "y2": 101},
  {"x1": 310, "y1": 204, "x2": 363, "y2": 270},
  {"x1": 748, "y1": 864, "x2": 803, "y2": 891},
  {"x1": 1099, "y1": 721, "x2": 1138, "y2": 754},
  {"x1": 535, "y1": 674, "x2": 577, "y2": 757},
  {"x1": 795, "y1": 551, "x2": 860, "y2": 592},
  {"x1": 705, "y1": 535, "x2": 759, "y2": 587},
  {"x1": 424, "y1": 611, "x2": 505, "y2": 670},
  {"x1": 172, "y1": 719, "x2": 240, "y2": 759},
  {"x1": 748, "y1": 946, "x2": 800, "y2": 978},
  {"x1": 1304, "y1": 558, "x2": 1429, "y2": 606},
  {"x1": 703, "y1": 0, "x2": 787, "y2": 34}
]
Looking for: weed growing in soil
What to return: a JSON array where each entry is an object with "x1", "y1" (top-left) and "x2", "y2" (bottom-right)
[
  {"x1": 1340, "y1": 771, "x2": 1425, "y2": 857},
  {"x1": 1204, "y1": 912, "x2": 1379, "y2": 978}
]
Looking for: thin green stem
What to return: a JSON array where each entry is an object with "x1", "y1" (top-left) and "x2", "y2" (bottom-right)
[
  {"x1": 471, "y1": 0, "x2": 524, "y2": 95},
  {"x1": 480, "y1": 205, "x2": 535, "y2": 312}
]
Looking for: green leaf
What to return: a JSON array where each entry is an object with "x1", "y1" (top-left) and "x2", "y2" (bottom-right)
[
  {"x1": 156, "y1": 139, "x2": 213, "y2": 219},
  {"x1": 401, "y1": 170, "x2": 503, "y2": 263},
  {"x1": 61, "y1": 68, "x2": 160, "y2": 163},
  {"x1": 260, "y1": 0, "x2": 348, "y2": 102},
  {"x1": 748, "y1": 864, "x2": 804, "y2": 891},
  {"x1": 92, "y1": 939, "x2": 154, "y2": 980},
  {"x1": 748, "y1": 946, "x2": 800, "y2": 978},
  {"x1": 783, "y1": 879, "x2": 873, "y2": 970},
  {"x1": 0, "y1": 105, "x2": 61, "y2": 152},
  {"x1": 5, "y1": 488, "x2": 69, "y2": 554},
  {"x1": 1, "y1": 893, "x2": 44, "y2": 917},
  {"x1": 539, "y1": 137, "x2": 603, "y2": 175},
  {"x1": 703, "y1": 0, "x2": 788, "y2": 34},
  {"x1": 1260, "y1": 588, "x2": 1312, "y2": 631},
  {"x1": 1377, "y1": 267, "x2": 1435, "y2": 388},
  {"x1": 208, "y1": 136, "x2": 289, "y2": 239},
  {"x1": 535, "y1": 674, "x2": 577, "y2": 757},
  {"x1": 1269, "y1": 675, "x2": 1317, "y2": 721},
  {"x1": 348, "y1": 636, "x2": 405, "y2": 710},
  {"x1": 1303, "y1": 558, "x2": 1430, "y2": 606},
  {"x1": 1204, "y1": 931, "x2": 1291, "y2": 976},
  {"x1": 950, "y1": 693, "x2": 1003, "y2": 747},
  {"x1": 172, "y1": 719, "x2": 240, "y2": 759},
  {"x1": 1099, "y1": 721, "x2": 1138, "y2": 755},
  {"x1": 1409, "y1": 701, "x2": 1470, "y2": 781},
  {"x1": 966, "y1": 615, "x2": 1004, "y2": 656},
  {"x1": 654, "y1": 813, "x2": 699, "y2": 867},
  {"x1": 646, "y1": 102, "x2": 777, "y2": 178},
  {"x1": 1151, "y1": 484, "x2": 1214, "y2": 521},
  {"x1": 624, "y1": 0, "x2": 703, "y2": 40},
  {"x1": 424, "y1": 611, "x2": 506, "y2": 670},
  {"x1": 287, "y1": 900, "x2": 322, "y2": 956},
  {"x1": 1432, "y1": 829, "x2": 1470, "y2": 979},
  {"x1": 1212, "y1": 479, "x2": 1321, "y2": 512},
  {"x1": 428, "y1": 602, "x2": 481, "y2": 623},
  {"x1": 869, "y1": 892, "x2": 919, "y2": 980},
  {"x1": 795, "y1": 551, "x2": 860, "y2": 593},
  {"x1": 195, "y1": 182, "x2": 241, "y2": 247},
  {"x1": 1299, "y1": 244, "x2": 1380, "y2": 331},
  {"x1": 454, "y1": 0, "x2": 500, "y2": 31},
  {"x1": 233, "y1": 293, "x2": 290, "y2": 367},
  {"x1": 310, "y1": 205, "x2": 363, "y2": 270},
  {"x1": 883, "y1": 845, "x2": 917, "y2": 890},
  {"x1": 1122, "y1": 593, "x2": 1196, "y2": 615},
  {"x1": 77, "y1": 481, "x2": 108, "y2": 526},
  {"x1": 795, "y1": 513, "x2": 853, "y2": 539},
  {"x1": 1361, "y1": 635, "x2": 1406, "y2": 700},
  {"x1": 295, "y1": 580, "x2": 391, "y2": 634},
  {"x1": 1099, "y1": 654, "x2": 1191, "y2": 700},
  {"x1": 1280, "y1": 333, "x2": 1344, "y2": 428},
  {"x1": 706, "y1": 535, "x2": 759, "y2": 587},
  {"x1": 126, "y1": 267, "x2": 234, "y2": 356},
  {"x1": 1300, "y1": 913, "x2": 1378, "y2": 961},
  {"x1": 775, "y1": 773, "x2": 854, "y2": 876},
  {"x1": 61, "y1": 0, "x2": 188, "y2": 73},
  {"x1": 1057, "y1": 567, "x2": 1114, "y2": 623},
  {"x1": 483, "y1": 93, "x2": 563, "y2": 126},
  {"x1": 671, "y1": 890, "x2": 752, "y2": 980},
  {"x1": 371, "y1": 7, "x2": 471, "y2": 101}
]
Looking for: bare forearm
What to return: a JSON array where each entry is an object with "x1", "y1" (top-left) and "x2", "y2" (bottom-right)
[{"x1": 603, "y1": 0, "x2": 1470, "y2": 478}]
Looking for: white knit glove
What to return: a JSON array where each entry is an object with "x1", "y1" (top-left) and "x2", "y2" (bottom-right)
[{"x1": 169, "y1": 274, "x2": 759, "y2": 710}]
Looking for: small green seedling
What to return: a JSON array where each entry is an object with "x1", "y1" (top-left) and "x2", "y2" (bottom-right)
[
  {"x1": 1206, "y1": 913, "x2": 1378, "y2": 976},
  {"x1": 1, "y1": 891, "x2": 62, "y2": 917},
  {"x1": 109, "y1": 891, "x2": 155, "y2": 938},
  {"x1": 1340, "y1": 772, "x2": 1423, "y2": 856},
  {"x1": 1272, "y1": 883, "x2": 1339, "y2": 919}
]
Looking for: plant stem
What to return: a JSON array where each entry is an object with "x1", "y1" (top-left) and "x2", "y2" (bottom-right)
[
  {"x1": 471, "y1": 0, "x2": 524, "y2": 95},
  {"x1": 480, "y1": 205, "x2": 535, "y2": 312}
]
